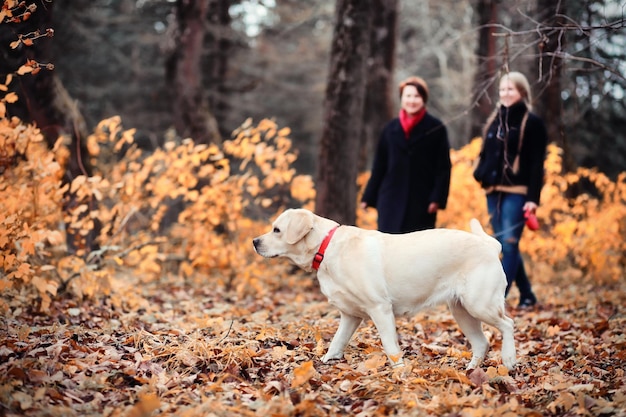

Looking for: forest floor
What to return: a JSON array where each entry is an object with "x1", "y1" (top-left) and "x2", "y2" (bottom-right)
[{"x1": 1, "y1": 267, "x2": 625, "y2": 417}]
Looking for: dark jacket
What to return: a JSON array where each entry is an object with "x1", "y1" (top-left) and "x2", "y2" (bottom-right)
[
  {"x1": 473, "y1": 102, "x2": 548, "y2": 204},
  {"x1": 362, "y1": 112, "x2": 451, "y2": 233}
]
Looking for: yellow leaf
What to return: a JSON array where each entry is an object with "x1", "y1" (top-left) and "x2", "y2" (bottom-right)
[
  {"x1": 70, "y1": 176, "x2": 87, "y2": 193},
  {"x1": 126, "y1": 393, "x2": 161, "y2": 417},
  {"x1": 32, "y1": 276, "x2": 58, "y2": 296},
  {"x1": 139, "y1": 259, "x2": 161, "y2": 275},
  {"x1": 291, "y1": 360, "x2": 316, "y2": 388},
  {"x1": 290, "y1": 175, "x2": 316, "y2": 201},
  {"x1": 364, "y1": 353, "x2": 387, "y2": 370},
  {"x1": 177, "y1": 172, "x2": 198, "y2": 189},
  {"x1": 20, "y1": 237, "x2": 35, "y2": 256},
  {"x1": 17, "y1": 64, "x2": 33, "y2": 74},
  {"x1": 546, "y1": 325, "x2": 560, "y2": 337},
  {"x1": 3, "y1": 253, "x2": 17, "y2": 269},
  {"x1": 180, "y1": 262, "x2": 194, "y2": 277},
  {"x1": 4, "y1": 92, "x2": 18, "y2": 103},
  {"x1": 14, "y1": 263, "x2": 33, "y2": 281},
  {"x1": 497, "y1": 365, "x2": 510, "y2": 376}
]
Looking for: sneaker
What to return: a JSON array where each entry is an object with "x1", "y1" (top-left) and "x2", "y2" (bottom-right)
[{"x1": 518, "y1": 298, "x2": 537, "y2": 309}]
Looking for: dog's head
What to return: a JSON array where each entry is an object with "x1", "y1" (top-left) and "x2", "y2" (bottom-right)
[{"x1": 253, "y1": 209, "x2": 335, "y2": 270}]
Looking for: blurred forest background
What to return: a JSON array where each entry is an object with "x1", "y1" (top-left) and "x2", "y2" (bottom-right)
[{"x1": 2, "y1": 0, "x2": 625, "y2": 182}]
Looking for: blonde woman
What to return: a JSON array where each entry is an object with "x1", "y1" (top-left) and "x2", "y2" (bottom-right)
[{"x1": 473, "y1": 71, "x2": 548, "y2": 308}]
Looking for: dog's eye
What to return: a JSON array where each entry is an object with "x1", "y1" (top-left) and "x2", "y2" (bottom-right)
[{"x1": 273, "y1": 227, "x2": 280, "y2": 234}]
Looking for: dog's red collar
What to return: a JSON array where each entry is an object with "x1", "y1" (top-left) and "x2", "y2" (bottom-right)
[{"x1": 312, "y1": 226, "x2": 340, "y2": 271}]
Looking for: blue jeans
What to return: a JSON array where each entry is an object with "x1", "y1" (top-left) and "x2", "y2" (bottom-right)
[{"x1": 487, "y1": 192, "x2": 536, "y2": 301}]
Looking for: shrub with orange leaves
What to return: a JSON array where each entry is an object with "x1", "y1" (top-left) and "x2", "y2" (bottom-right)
[
  {"x1": 179, "y1": 118, "x2": 317, "y2": 295},
  {"x1": 78, "y1": 117, "x2": 321, "y2": 298},
  {"x1": 521, "y1": 145, "x2": 626, "y2": 283},
  {"x1": 0, "y1": 116, "x2": 66, "y2": 312},
  {"x1": 0, "y1": 111, "x2": 316, "y2": 311},
  {"x1": 76, "y1": 116, "x2": 316, "y2": 299}
]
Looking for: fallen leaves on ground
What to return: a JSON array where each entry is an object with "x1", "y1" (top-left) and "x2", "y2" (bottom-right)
[{"x1": 1, "y1": 269, "x2": 625, "y2": 417}]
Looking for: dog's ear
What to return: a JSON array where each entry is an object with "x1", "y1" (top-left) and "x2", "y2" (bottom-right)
[{"x1": 285, "y1": 210, "x2": 314, "y2": 244}]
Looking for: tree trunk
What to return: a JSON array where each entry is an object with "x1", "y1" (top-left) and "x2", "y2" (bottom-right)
[
  {"x1": 359, "y1": 0, "x2": 397, "y2": 173},
  {"x1": 206, "y1": 0, "x2": 232, "y2": 138},
  {"x1": 535, "y1": 0, "x2": 573, "y2": 172},
  {"x1": 469, "y1": 0, "x2": 499, "y2": 140},
  {"x1": 169, "y1": 0, "x2": 221, "y2": 145},
  {"x1": 316, "y1": 0, "x2": 373, "y2": 225}
]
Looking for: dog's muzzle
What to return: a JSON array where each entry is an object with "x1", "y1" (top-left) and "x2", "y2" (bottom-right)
[{"x1": 252, "y1": 238, "x2": 261, "y2": 253}]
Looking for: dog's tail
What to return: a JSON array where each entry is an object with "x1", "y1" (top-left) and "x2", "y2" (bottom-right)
[{"x1": 469, "y1": 218, "x2": 501, "y2": 253}]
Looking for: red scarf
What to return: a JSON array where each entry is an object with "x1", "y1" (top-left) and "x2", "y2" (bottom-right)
[{"x1": 399, "y1": 108, "x2": 426, "y2": 138}]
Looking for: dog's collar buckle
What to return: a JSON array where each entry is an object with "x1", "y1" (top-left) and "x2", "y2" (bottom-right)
[{"x1": 312, "y1": 225, "x2": 339, "y2": 270}]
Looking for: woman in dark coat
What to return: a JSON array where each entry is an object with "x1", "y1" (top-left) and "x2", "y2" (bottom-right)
[
  {"x1": 473, "y1": 71, "x2": 548, "y2": 308},
  {"x1": 361, "y1": 76, "x2": 451, "y2": 233}
]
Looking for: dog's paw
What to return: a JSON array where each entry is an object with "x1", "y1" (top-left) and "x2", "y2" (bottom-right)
[
  {"x1": 466, "y1": 357, "x2": 483, "y2": 370},
  {"x1": 502, "y1": 357, "x2": 517, "y2": 371},
  {"x1": 388, "y1": 353, "x2": 405, "y2": 369},
  {"x1": 321, "y1": 352, "x2": 343, "y2": 363},
  {"x1": 391, "y1": 360, "x2": 405, "y2": 369}
]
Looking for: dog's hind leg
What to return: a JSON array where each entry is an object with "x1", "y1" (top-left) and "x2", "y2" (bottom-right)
[
  {"x1": 322, "y1": 312, "x2": 362, "y2": 363},
  {"x1": 458, "y1": 300, "x2": 517, "y2": 371},
  {"x1": 448, "y1": 300, "x2": 490, "y2": 369},
  {"x1": 474, "y1": 307, "x2": 516, "y2": 371}
]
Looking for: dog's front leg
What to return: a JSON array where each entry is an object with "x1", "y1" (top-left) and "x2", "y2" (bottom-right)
[
  {"x1": 322, "y1": 312, "x2": 362, "y2": 363},
  {"x1": 368, "y1": 304, "x2": 404, "y2": 368}
]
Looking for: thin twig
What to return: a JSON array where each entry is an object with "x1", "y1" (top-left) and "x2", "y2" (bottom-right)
[{"x1": 218, "y1": 320, "x2": 235, "y2": 344}]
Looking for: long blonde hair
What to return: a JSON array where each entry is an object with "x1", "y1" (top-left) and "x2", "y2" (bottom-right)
[
  {"x1": 483, "y1": 71, "x2": 532, "y2": 136},
  {"x1": 481, "y1": 71, "x2": 532, "y2": 174}
]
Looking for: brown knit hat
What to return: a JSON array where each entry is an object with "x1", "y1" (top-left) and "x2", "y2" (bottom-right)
[{"x1": 398, "y1": 76, "x2": 429, "y2": 103}]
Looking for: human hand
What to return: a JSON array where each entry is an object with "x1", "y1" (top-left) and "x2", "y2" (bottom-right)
[
  {"x1": 522, "y1": 201, "x2": 538, "y2": 213},
  {"x1": 360, "y1": 202, "x2": 368, "y2": 210},
  {"x1": 427, "y1": 202, "x2": 439, "y2": 214},
  {"x1": 523, "y1": 202, "x2": 539, "y2": 231}
]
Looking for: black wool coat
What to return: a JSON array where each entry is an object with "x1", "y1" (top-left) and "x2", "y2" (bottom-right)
[
  {"x1": 473, "y1": 102, "x2": 548, "y2": 204},
  {"x1": 361, "y1": 113, "x2": 451, "y2": 233}
]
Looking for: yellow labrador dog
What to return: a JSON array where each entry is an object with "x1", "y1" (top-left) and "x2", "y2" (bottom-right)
[{"x1": 252, "y1": 208, "x2": 516, "y2": 370}]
